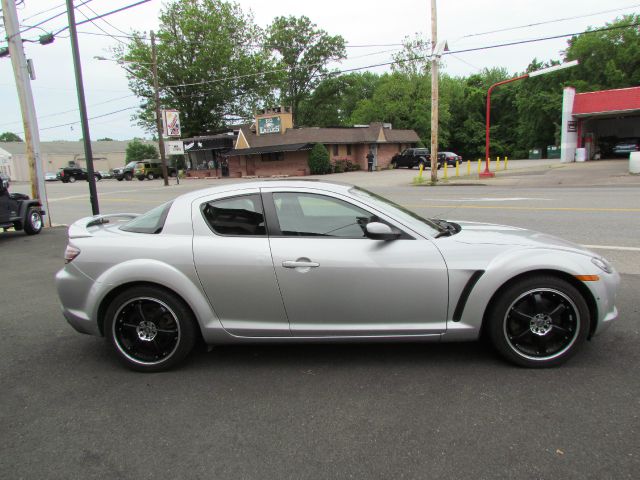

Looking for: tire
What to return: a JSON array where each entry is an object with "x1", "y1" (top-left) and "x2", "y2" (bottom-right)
[
  {"x1": 147, "y1": 172, "x2": 155, "y2": 180},
  {"x1": 104, "y1": 286, "x2": 198, "y2": 372},
  {"x1": 95, "y1": 175, "x2": 101, "y2": 181},
  {"x1": 117, "y1": 177, "x2": 123, "y2": 181},
  {"x1": 137, "y1": 176, "x2": 145, "y2": 181},
  {"x1": 390, "y1": 162, "x2": 397, "y2": 169},
  {"x1": 24, "y1": 207, "x2": 43, "y2": 235},
  {"x1": 169, "y1": 171, "x2": 177, "y2": 177},
  {"x1": 124, "y1": 173, "x2": 133, "y2": 181},
  {"x1": 486, "y1": 275, "x2": 590, "y2": 368},
  {"x1": 68, "y1": 176, "x2": 77, "y2": 183}
]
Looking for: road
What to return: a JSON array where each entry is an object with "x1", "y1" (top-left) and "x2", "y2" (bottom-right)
[{"x1": 1, "y1": 160, "x2": 639, "y2": 479}]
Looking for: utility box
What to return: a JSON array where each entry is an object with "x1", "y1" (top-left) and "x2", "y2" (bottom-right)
[
  {"x1": 528, "y1": 148, "x2": 542, "y2": 159},
  {"x1": 547, "y1": 145, "x2": 560, "y2": 159}
]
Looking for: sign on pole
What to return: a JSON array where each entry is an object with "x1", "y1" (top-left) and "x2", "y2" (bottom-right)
[
  {"x1": 162, "y1": 109, "x2": 181, "y2": 137},
  {"x1": 165, "y1": 140, "x2": 184, "y2": 155}
]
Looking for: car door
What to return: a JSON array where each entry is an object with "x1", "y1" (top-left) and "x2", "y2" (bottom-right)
[
  {"x1": 192, "y1": 189, "x2": 290, "y2": 337},
  {"x1": 262, "y1": 188, "x2": 449, "y2": 337}
]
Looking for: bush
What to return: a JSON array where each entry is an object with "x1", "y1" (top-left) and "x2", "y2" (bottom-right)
[
  {"x1": 126, "y1": 139, "x2": 159, "y2": 162},
  {"x1": 344, "y1": 161, "x2": 360, "y2": 171},
  {"x1": 308, "y1": 143, "x2": 331, "y2": 174}
]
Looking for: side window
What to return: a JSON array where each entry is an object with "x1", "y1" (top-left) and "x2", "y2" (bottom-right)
[
  {"x1": 201, "y1": 194, "x2": 266, "y2": 236},
  {"x1": 272, "y1": 192, "x2": 375, "y2": 238}
]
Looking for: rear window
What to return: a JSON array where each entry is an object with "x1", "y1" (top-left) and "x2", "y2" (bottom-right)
[{"x1": 120, "y1": 202, "x2": 173, "y2": 234}]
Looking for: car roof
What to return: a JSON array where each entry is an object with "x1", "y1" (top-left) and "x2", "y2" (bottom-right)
[{"x1": 176, "y1": 179, "x2": 353, "y2": 203}]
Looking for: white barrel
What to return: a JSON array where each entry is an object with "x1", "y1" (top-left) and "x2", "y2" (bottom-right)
[
  {"x1": 630, "y1": 152, "x2": 640, "y2": 174},
  {"x1": 575, "y1": 148, "x2": 586, "y2": 162}
]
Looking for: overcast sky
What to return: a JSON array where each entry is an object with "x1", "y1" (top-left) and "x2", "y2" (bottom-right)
[{"x1": 1, "y1": 0, "x2": 637, "y2": 141}]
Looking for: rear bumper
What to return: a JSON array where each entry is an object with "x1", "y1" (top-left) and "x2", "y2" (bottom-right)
[{"x1": 55, "y1": 264, "x2": 101, "y2": 337}]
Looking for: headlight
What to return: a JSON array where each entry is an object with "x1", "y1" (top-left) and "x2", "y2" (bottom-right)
[{"x1": 591, "y1": 257, "x2": 613, "y2": 274}]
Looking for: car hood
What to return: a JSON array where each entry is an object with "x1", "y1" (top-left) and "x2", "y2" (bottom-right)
[{"x1": 449, "y1": 221, "x2": 596, "y2": 256}]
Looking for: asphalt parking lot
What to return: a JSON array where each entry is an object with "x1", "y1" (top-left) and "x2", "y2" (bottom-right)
[{"x1": 2, "y1": 160, "x2": 639, "y2": 479}]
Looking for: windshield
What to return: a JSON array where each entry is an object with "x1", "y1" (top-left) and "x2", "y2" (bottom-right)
[
  {"x1": 349, "y1": 187, "x2": 444, "y2": 235},
  {"x1": 125, "y1": 161, "x2": 138, "y2": 168},
  {"x1": 120, "y1": 202, "x2": 173, "y2": 234}
]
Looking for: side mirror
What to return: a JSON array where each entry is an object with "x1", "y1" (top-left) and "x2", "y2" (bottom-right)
[
  {"x1": 0, "y1": 179, "x2": 7, "y2": 192},
  {"x1": 365, "y1": 222, "x2": 401, "y2": 240}
]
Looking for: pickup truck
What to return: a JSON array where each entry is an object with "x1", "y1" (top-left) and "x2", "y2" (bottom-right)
[{"x1": 0, "y1": 177, "x2": 45, "y2": 235}]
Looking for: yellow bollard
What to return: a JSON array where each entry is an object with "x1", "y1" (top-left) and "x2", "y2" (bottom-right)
[
  {"x1": 418, "y1": 162, "x2": 424, "y2": 180},
  {"x1": 443, "y1": 162, "x2": 448, "y2": 179},
  {"x1": 497, "y1": 156, "x2": 501, "y2": 170},
  {"x1": 467, "y1": 160, "x2": 471, "y2": 176},
  {"x1": 477, "y1": 159, "x2": 481, "y2": 174},
  {"x1": 455, "y1": 161, "x2": 459, "y2": 177},
  {"x1": 505, "y1": 156, "x2": 509, "y2": 170}
]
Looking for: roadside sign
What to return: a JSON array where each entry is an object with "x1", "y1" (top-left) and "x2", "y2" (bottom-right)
[
  {"x1": 162, "y1": 110, "x2": 181, "y2": 137},
  {"x1": 165, "y1": 140, "x2": 184, "y2": 155}
]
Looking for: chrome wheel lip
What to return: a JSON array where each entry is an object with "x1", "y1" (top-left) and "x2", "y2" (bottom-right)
[
  {"x1": 503, "y1": 288, "x2": 580, "y2": 362},
  {"x1": 112, "y1": 296, "x2": 181, "y2": 366},
  {"x1": 30, "y1": 211, "x2": 42, "y2": 231}
]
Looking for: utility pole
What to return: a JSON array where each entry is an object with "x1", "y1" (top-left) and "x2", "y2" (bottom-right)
[
  {"x1": 2, "y1": 0, "x2": 51, "y2": 226},
  {"x1": 429, "y1": 0, "x2": 439, "y2": 183},
  {"x1": 151, "y1": 30, "x2": 169, "y2": 186},
  {"x1": 66, "y1": 0, "x2": 99, "y2": 215}
]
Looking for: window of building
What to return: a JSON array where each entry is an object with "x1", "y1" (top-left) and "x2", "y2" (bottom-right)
[
  {"x1": 346, "y1": 144, "x2": 352, "y2": 155},
  {"x1": 201, "y1": 194, "x2": 266, "y2": 236},
  {"x1": 272, "y1": 192, "x2": 375, "y2": 238},
  {"x1": 332, "y1": 145, "x2": 339, "y2": 156},
  {"x1": 261, "y1": 152, "x2": 284, "y2": 161}
]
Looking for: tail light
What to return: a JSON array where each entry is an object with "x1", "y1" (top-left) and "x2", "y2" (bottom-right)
[{"x1": 64, "y1": 244, "x2": 81, "y2": 263}]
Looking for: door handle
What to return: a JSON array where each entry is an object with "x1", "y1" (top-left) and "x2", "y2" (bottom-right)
[{"x1": 282, "y1": 260, "x2": 320, "y2": 268}]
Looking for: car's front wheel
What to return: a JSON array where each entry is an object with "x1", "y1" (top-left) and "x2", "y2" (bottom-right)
[
  {"x1": 68, "y1": 175, "x2": 77, "y2": 183},
  {"x1": 104, "y1": 286, "x2": 198, "y2": 372},
  {"x1": 487, "y1": 275, "x2": 590, "y2": 368},
  {"x1": 124, "y1": 173, "x2": 133, "y2": 181},
  {"x1": 147, "y1": 172, "x2": 155, "y2": 180}
]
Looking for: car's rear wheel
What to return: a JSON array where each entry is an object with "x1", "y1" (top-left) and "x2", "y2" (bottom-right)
[
  {"x1": 147, "y1": 172, "x2": 155, "y2": 180},
  {"x1": 68, "y1": 176, "x2": 77, "y2": 183},
  {"x1": 487, "y1": 275, "x2": 590, "y2": 368},
  {"x1": 24, "y1": 207, "x2": 43, "y2": 235},
  {"x1": 105, "y1": 286, "x2": 198, "y2": 372}
]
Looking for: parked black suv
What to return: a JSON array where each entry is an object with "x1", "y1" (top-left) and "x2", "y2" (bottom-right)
[
  {"x1": 0, "y1": 177, "x2": 45, "y2": 235},
  {"x1": 58, "y1": 167, "x2": 102, "y2": 183},
  {"x1": 390, "y1": 148, "x2": 442, "y2": 169}
]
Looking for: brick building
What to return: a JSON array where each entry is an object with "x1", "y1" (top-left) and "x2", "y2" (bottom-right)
[{"x1": 220, "y1": 107, "x2": 420, "y2": 177}]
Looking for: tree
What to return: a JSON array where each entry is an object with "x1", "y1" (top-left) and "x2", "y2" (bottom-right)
[
  {"x1": 296, "y1": 72, "x2": 380, "y2": 127},
  {"x1": 391, "y1": 34, "x2": 431, "y2": 76},
  {"x1": 116, "y1": 0, "x2": 273, "y2": 137},
  {"x1": 308, "y1": 143, "x2": 331, "y2": 174},
  {"x1": 564, "y1": 14, "x2": 640, "y2": 91},
  {"x1": 0, "y1": 132, "x2": 23, "y2": 142},
  {"x1": 96, "y1": 137, "x2": 114, "y2": 141},
  {"x1": 126, "y1": 139, "x2": 159, "y2": 162},
  {"x1": 266, "y1": 15, "x2": 346, "y2": 123}
]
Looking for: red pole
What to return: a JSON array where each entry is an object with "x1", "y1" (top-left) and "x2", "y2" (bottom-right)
[{"x1": 481, "y1": 74, "x2": 529, "y2": 178}]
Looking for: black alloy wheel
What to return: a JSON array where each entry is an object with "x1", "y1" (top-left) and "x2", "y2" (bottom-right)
[
  {"x1": 487, "y1": 276, "x2": 590, "y2": 367},
  {"x1": 104, "y1": 286, "x2": 198, "y2": 372}
]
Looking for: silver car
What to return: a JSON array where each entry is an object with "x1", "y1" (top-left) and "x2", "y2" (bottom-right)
[{"x1": 55, "y1": 181, "x2": 620, "y2": 372}]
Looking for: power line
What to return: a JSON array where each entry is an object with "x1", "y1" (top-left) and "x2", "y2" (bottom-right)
[
  {"x1": 39, "y1": 106, "x2": 137, "y2": 131},
  {"x1": 15, "y1": 0, "x2": 94, "y2": 37},
  {"x1": 52, "y1": 0, "x2": 152, "y2": 36},
  {"x1": 461, "y1": 3, "x2": 640, "y2": 39},
  {"x1": 80, "y1": 1, "x2": 133, "y2": 38},
  {"x1": 74, "y1": 3, "x2": 128, "y2": 46},
  {"x1": 20, "y1": 2, "x2": 66, "y2": 22}
]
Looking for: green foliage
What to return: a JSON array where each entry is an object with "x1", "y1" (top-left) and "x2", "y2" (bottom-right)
[
  {"x1": 116, "y1": 0, "x2": 273, "y2": 137},
  {"x1": 308, "y1": 143, "x2": 331, "y2": 174},
  {"x1": 266, "y1": 15, "x2": 346, "y2": 123},
  {"x1": 96, "y1": 137, "x2": 114, "y2": 141},
  {"x1": 297, "y1": 72, "x2": 380, "y2": 126},
  {"x1": 126, "y1": 139, "x2": 159, "y2": 162},
  {"x1": 0, "y1": 132, "x2": 23, "y2": 142}
]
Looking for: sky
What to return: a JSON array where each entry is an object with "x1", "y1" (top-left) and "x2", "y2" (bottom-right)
[{"x1": 0, "y1": 0, "x2": 638, "y2": 141}]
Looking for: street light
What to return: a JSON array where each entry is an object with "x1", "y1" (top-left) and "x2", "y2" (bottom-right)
[{"x1": 481, "y1": 60, "x2": 579, "y2": 178}]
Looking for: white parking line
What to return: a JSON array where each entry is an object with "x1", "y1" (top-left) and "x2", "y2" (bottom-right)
[{"x1": 583, "y1": 244, "x2": 640, "y2": 252}]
